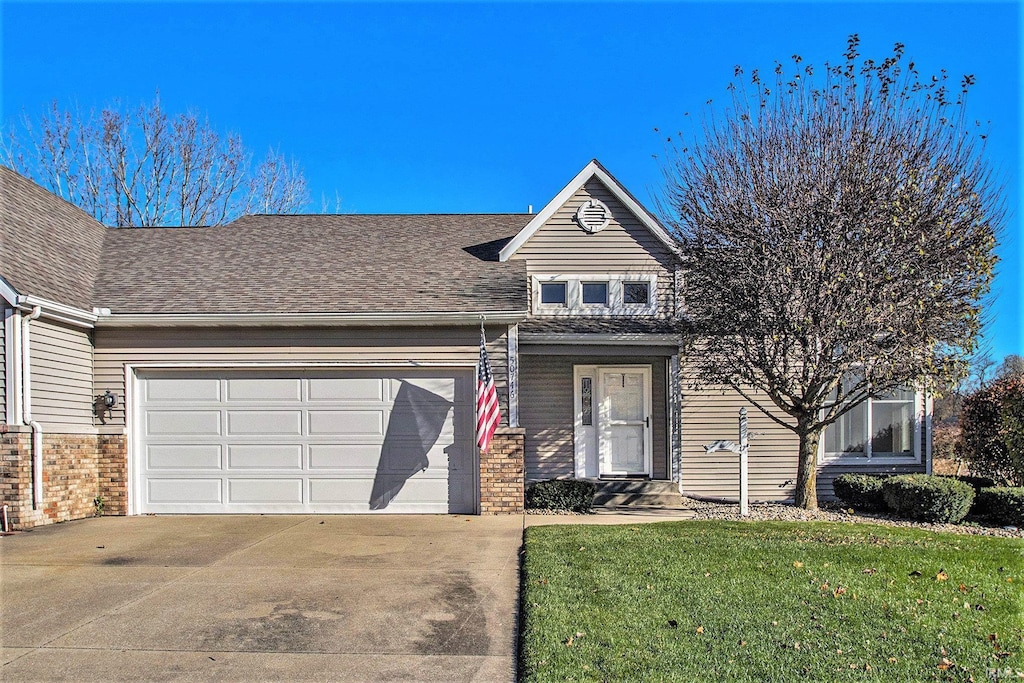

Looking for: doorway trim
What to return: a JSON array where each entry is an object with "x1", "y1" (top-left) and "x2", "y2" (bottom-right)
[{"x1": 573, "y1": 364, "x2": 653, "y2": 478}]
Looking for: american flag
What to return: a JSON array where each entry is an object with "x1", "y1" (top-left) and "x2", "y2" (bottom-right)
[{"x1": 476, "y1": 329, "x2": 500, "y2": 453}]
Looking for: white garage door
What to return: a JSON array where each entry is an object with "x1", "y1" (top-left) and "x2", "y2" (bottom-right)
[{"x1": 135, "y1": 369, "x2": 476, "y2": 514}]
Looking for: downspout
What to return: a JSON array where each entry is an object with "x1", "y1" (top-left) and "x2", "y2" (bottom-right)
[{"x1": 21, "y1": 306, "x2": 43, "y2": 509}]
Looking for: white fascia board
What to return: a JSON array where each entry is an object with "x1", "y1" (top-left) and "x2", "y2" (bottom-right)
[
  {"x1": 95, "y1": 310, "x2": 528, "y2": 328},
  {"x1": 499, "y1": 160, "x2": 681, "y2": 262},
  {"x1": 15, "y1": 295, "x2": 98, "y2": 328},
  {"x1": 519, "y1": 333, "x2": 681, "y2": 345},
  {"x1": 0, "y1": 277, "x2": 20, "y2": 307}
]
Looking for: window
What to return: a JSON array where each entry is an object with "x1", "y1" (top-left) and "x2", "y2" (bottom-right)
[
  {"x1": 823, "y1": 387, "x2": 918, "y2": 460},
  {"x1": 582, "y1": 282, "x2": 608, "y2": 305},
  {"x1": 532, "y1": 274, "x2": 659, "y2": 315},
  {"x1": 623, "y1": 281, "x2": 649, "y2": 305},
  {"x1": 540, "y1": 282, "x2": 567, "y2": 305}
]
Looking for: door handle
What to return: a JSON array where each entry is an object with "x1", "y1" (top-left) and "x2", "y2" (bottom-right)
[{"x1": 645, "y1": 416, "x2": 650, "y2": 428}]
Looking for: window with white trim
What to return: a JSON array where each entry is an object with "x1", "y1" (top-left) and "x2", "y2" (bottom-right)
[
  {"x1": 822, "y1": 387, "x2": 920, "y2": 461},
  {"x1": 532, "y1": 274, "x2": 658, "y2": 316}
]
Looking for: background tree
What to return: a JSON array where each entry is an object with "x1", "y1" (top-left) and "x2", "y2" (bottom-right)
[
  {"x1": 660, "y1": 35, "x2": 1002, "y2": 509},
  {"x1": 2, "y1": 95, "x2": 310, "y2": 226},
  {"x1": 956, "y1": 374, "x2": 1024, "y2": 486},
  {"x1": 996, "y1": 354, "x2": 1024, "y2": 380}
]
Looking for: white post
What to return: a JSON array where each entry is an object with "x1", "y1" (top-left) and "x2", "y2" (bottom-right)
[{"x1": 739, "y1": 407, "x2": 749, "y2": 516}]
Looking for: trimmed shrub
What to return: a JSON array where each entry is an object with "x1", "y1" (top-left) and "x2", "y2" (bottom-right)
[
  {"x1": 881, "y1": 474, "x2": 975, "y2": 524},
  {"x1": 832, "y1": 474, "x2": 888, "y2": 511},
  {"x1": 525, "y1": 479, "x2": 596, "y2": 513},
  {"x1": 974, "y1": 487, "x2": 1024, "y2": 527},
  {"x1": 939, "y1": 474, "x2": 997, "y2": 493}
]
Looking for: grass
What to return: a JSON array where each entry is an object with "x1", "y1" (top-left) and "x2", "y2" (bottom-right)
[{"x1": 521, "y1": 522, "x2": 1023, "y2": 682}]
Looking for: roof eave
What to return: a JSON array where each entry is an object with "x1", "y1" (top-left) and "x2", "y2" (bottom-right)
[{"x1": 94, "y1": 310, "x2": 529, "y2": 328}]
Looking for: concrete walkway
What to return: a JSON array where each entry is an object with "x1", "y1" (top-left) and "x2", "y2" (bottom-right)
[{"x1": 1, "y1": 515, "x2": 523, "y2": 682}]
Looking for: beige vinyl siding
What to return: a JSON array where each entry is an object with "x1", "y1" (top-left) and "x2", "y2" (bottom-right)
[
  {"x1": 29, "y1": 318, "x2": 95, "y2": 429},
  {"x1": 511, "y1": 178, "x2": 677, "y2": 316},
  {"x1": 520, "y1": 354, "x2": 668, "y2": 481},
  {"x1": 681, "y1": 385, "x2": 926, "y2": 501},
  {"x1": 93, "y1": 325, "x2": 510, "y2": 429}
]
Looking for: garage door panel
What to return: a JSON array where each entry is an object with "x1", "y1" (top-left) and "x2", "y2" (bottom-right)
[
  {"x1": 308, "y1": 410, "x2": 385, "y2": 436},
  {"x1": 226, "y1": 410, "x2": 303, "y2": 436},
  {"x1": 148, "y1": 444, "x2": 222, "y2": 470},
  {"x1": 308, "y1": 378, "x2": 383, "y2": 401},
  {"x1": 227, "y1": 378, "x2": 302, "y2": 401},
  {"x1": 147, "y1": 410, "x2": 221, "y2": 436},
  {"x1": 136, "y1": 369, "x2": 477, "y2": 514},
  {"x1": 228, "y1": 478, "x2": 304, "y2": 504},
  {"x1": 146, "y1": 378, "x2": 221, "y2": 402},
  {"x1": 148, "y1": 479, "x2": 222, "y2": 504},
  {"x1": 227, "y1": 444, "x2": 303, "y2": 469}
]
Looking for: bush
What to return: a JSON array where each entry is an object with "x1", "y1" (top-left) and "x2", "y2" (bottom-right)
[
  {"x1": 957, "y1": 375, "x2": 1024, "y2": 486},
  {"x1": 881, "y1": 474, "x2": 975, "y2": 524},
  {"x1": 974, "y1": 487, "x2": 1024, "y2": 527},
  {"x1": 525, "y1": 479, "x2": 596, "y2": 513},
  {"x1": 939, "y1": 474, "x2": 997, "y2": 493},
  {"x1": 832, "y1": 474, "x2": 888, "y2": 511}
]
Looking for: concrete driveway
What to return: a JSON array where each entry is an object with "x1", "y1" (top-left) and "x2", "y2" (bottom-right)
[{"x1": 0, "y1": 515, "x2": 524, "y2": 682}]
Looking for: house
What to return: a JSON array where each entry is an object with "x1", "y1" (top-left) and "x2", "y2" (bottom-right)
[{"x1": 0, "y1": 161, "x2": 931, "y2": 528}]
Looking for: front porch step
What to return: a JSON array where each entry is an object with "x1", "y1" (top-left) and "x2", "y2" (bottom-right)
[{"x1": 590, "y1": 479, "x2": 684, "y2": 509}]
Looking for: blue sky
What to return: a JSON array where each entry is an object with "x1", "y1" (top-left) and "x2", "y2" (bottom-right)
[{"x1": 2, "y1": 1, "x2": 1020, "y2": 361}]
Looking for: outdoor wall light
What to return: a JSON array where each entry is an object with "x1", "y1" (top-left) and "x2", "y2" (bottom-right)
[{"x1": 103, "y1": 391, "x2": 118, "y2": 409}]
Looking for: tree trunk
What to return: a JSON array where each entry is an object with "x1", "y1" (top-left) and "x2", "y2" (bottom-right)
[{"x1": 793, "y1": 419, "x2": 821, "y2": 510}]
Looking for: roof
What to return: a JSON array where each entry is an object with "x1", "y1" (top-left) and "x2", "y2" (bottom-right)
[
  {"x1": 0, "y1": 165, "x2": 107, "y2": 310},
  {"x1": 518, "y1": 318, "x2": 680, "y2": 336},
  {"x1": 99, "y1": 214, "x2": 531, "y2": 315},
  {"x1": 499, "y1": 159, "x2": 680, "y2": 262}
]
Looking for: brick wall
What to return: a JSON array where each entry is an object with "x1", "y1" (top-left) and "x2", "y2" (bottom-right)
[
  {"x1": 479, "y1": 427, "x2": 525, "y2": 514},
  {"x1": 0, "y1": 426, "x2": 126, "y2": 530}
]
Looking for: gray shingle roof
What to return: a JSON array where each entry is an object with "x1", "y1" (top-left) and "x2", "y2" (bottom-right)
[
  {"x1": 518, "y1": 318, "x2": 680, "y2": 335},
  {"x1": 99, "y1": 214, "x2": 531, "y2": 315},
  {"x1": 1, "y1": 166, "x2": 107, "y2": 310}
]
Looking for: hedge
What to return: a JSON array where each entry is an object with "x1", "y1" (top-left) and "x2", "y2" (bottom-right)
[
  {"x1": 525, "y1": 479, "x2": 596, "y2": 513},
  {"x1": 880, "y1": 474, "x2": 975, "y2": 524},
  {"x1": 974, "y1": 487, "x2": 1024, "y2": 527},
  {"x1": 832, "y1": 474, "x2": 888, "y2": 511}
]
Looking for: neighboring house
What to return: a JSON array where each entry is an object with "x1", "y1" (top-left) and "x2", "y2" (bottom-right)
[{"x1": 0, "y1": 161, "x2": 931, "y2": 528}]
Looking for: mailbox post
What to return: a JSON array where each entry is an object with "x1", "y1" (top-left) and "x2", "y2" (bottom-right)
[{"x1": 704, "y1": 407, "x2": 750, "y2": 516}]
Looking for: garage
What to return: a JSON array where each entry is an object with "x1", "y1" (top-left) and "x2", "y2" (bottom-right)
[{"x1": 134, "y1": 368, "x2": 476, "y2": 514}]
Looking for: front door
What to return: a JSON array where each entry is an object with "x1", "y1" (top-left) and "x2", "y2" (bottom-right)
[{"x1": 574, "y1": 365, "x2": 652, "y2": 477}]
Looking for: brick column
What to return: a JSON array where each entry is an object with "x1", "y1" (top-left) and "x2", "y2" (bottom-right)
[
  {"x1": 98, "y1": 434, "x2": 128, "y2": 516},
  {"x1": 479, "y1": 427, "x2": 525, "y2": 514}
]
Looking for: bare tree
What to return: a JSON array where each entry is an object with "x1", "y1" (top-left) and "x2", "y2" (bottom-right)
[
  {"x1": 996, "y1": 354, "x2": 1024, "y2": 380},
  {"x1": 2, "y1": 95, "x2": 309, "y2": 226},
  {"x1": 660, "y1": 36, "x2": 1003, "y2": 509}
]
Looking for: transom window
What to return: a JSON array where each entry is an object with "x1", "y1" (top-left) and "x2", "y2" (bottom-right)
[
  {"x1": 582, "y1": 282, "x2": 608, "y2": 305},
  {"x1": 532, "y1": 274, "x2": 658, "y2": 316},
  {"x1": 540, "y1": 282, "x2": 567, "y2": 305},
  {"x1": 822, "y1": 387, "x2": 919, "y2": 461}
]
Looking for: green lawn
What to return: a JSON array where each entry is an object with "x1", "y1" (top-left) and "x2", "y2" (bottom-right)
[{"x1": 521, "y1": 522, "x2": 1023, "y2": 682}]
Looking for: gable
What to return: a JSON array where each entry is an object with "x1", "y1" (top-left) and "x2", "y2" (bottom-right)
[{"x1": 507, "y1": 177, "x2": 677, "y2": 274}]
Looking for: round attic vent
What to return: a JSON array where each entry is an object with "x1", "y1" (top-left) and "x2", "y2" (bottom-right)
[{"x1": 575, "y1": 198, "x2": 611, "y2": 233}]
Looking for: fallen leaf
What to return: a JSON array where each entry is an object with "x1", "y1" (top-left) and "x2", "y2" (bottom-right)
[
  {"x1": 938, "y1": 657, "x2": 953, "y2": 670},
  {"x1": 668, "y1": 619, "x2": 678, "y2": 629},
  {"x1": 862, "y1": 568, "x2": 878, "y2": 574},
  {"x1": 916, "y1": 599, "x2": 924, "y2": 605},
  {"x1": 865, "y1": 664, "x2": 872, "y2": 671},
  {"x1": 794, "y1": 642, "x2": 801, "y2": 650},
  {"x1": 579, "y1": 546, "x2": 585, "y2": 551},
  {"x1": 739, "y1": 640, "x2": 747, "y2": 646},
  {"x1": 888, "y1": 657, "x2": 898, "y2": 663},
  {"x1": 989, "y1": 633, "x2": 999, "y2": 642},
  {"x1": 959, "y1": 583, "x2": 968, "y2": 592},
  {"x1": 909, "y1": 570, "x2": 922, "y2": 578},
  {"x1": 975, "y1": 604, "x2": 986, "y2": 611},
  {"x1": 696, "y1": 626, "x2": 705, "y2": 634},
  {"x1": 793, "y1": 561, "x2": 804, "y2": 568},
  {"x1": 704, "y1": 572, "x2": 711, "y2": 577},
  {"x1": 833, "y1": 586, "x2": 847, "y2": 597},
  {"x1": 936, "y1": 569, "x2": 949, "y2": 581}
]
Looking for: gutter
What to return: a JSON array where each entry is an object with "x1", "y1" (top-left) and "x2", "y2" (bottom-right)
[
  {"x1": 519, "y1": 333, "x2": 681, "y2": 345},
  {"x1": 21, "y1": 306, "x2": 44, "y2": 510},
  {"x1": 15, "y1": 295, "x2": 97, "y2": 329},
  {"x1": 94, "y1": 310, "x2": 528, "y2": 328}
]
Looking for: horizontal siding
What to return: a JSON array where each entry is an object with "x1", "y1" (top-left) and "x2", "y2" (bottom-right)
[
  {"x1": 521, "y1": 354, "x2": 668, "y2": 481},
  {"x1": 513, "y1": 179, "x2": 677, "y2": 317},
  {"x1": 94, "y1": 325, "x2": 510, "y2": 429},
  {"x1": 681, "y1": 384, "x2": 925, "y2": 502},
  {"x1": 29, "y1": 318, "x2": 94, "y2": 427}
]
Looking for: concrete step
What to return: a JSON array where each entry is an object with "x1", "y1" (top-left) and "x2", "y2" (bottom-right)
[
  {"x1": 592, "y1": 479, "x2": 679, "y2": 495},
  {"x1": 592, "y1": 492, "x2": 684, "y2": 508}
]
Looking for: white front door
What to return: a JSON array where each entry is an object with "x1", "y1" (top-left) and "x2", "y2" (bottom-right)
[{"x1": 574, "y1": 365, "x2": 652, "y2": 477}]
